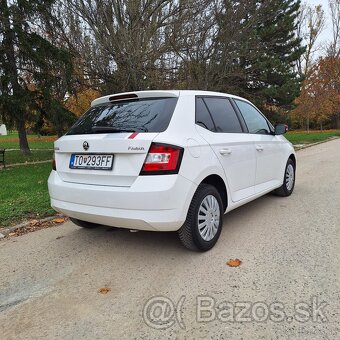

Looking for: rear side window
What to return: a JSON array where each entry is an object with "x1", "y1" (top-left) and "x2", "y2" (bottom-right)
[
  {"x1": 195, "y1": 98, "x2": 216, "y2": 131},
  {"x1": 196, "y1": 97, "x2": 242, "y2": 133},
  {"x1": 67, "y1": 97, "x2": 178, "y2": 135},
  {"x1": 235, "y1": 100, "x2": 271, "y2": 134},
  {"x1": 204, "y1": 98, "x2": 242, "y2": 133}
]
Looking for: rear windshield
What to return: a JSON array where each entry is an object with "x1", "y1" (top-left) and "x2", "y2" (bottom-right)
[{"x1": 67, "y1": 97, "x2": 178, "y2": 135}]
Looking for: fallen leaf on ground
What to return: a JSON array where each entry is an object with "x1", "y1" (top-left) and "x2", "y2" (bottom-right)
[
  {"x1": 30, "y1": 219, "x2": 39, "y2": 226},
  {"x1": 53, "y1": 218, "x2": 65, "y2": 223},
  {"x1": 98, "y1": 287, "x2": 111, "y2": 295},
  {"x1": 226, "y1": 259, "x2": 242, "y2": 267},
  {"x1": 8, "y1": 232, "x2": 16, "y2": 237}
]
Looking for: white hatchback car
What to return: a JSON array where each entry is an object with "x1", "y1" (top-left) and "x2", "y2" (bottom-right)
[{"x1": 48, "y1": 90, "x2": 296, "y2": 251}]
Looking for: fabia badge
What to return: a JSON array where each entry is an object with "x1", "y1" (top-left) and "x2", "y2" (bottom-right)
[{"x1": 83, "y1": 141, "x2": 89, "y2": 151}]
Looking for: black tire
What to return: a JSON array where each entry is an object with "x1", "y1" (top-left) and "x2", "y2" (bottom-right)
[
  {"x1": 178, "y1": 183, "x2": 223, "y2": 251},
  {"x1": 274, "y1": 158, "x2": 296, "y2": 197},
  {"x1": 70, "y1": 217, "x2": 99, "y2": 229}
]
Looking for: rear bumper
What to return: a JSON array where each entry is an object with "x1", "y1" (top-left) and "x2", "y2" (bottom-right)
[{"x1": 48, "y1": 171, "x2": 197, "y2": 231}]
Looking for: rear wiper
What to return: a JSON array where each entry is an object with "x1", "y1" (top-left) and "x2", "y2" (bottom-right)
[{"x1": 91, "y1": 126, "x2": 138, "y2": 133}]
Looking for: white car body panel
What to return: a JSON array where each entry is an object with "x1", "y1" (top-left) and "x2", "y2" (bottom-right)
[
  {"x1": 196, "y1": 126, "x2": 257, "y2": 202},
  {"x1": 49, "y1": 171, "x2": 196, "y2": 231},
  {"x1": 54, "y1": 132, "x2": 158, "y2": 187},
  {"x1": 252, "y1": 134, "x2": 290, "y2": 194}
]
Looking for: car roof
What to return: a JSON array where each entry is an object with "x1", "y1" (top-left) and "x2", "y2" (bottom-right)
[{"x1": 91, "y1": 90, "x2": 249, "y2": 106}]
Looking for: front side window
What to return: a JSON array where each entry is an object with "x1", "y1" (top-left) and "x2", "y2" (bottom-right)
[
  {"x1": 67, "y1": 97, "x2": 178, "y2": 135},
  {"x1": 195, "y1": 97, "x2": 243, "y2": 133},
  {"x1": 235, "y1": 100, "x2": 271, "y2": 134}
]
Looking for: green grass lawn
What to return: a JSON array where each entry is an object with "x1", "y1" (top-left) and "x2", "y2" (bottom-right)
[
  {"x1": 0, "y1": 133, "x2": 56, "y2": 227},
  {"x1": 0, "y1": 163, "x2": 55, "y2": 227},
  {"x1": 5, "y1": 149, "x2": 53, "y2": 165},
  {"x1": 285, "y1": 130, "x2": 340, "y2": 145},
  {"x1": 0, "y1": 133, "x2": 56, "y2": 150},
  {"x1": 0, "y1": 133, "x2": 55, "y2": 165}
]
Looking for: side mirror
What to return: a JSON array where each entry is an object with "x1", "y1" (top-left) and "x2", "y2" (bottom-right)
[{"x1": 274, "y1": 124, "x2": 288, "y2": 135}]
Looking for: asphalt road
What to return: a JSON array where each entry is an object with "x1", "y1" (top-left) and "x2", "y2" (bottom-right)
[{"x1": 0, "y1": 139, "x2": 339, "y2": 340}]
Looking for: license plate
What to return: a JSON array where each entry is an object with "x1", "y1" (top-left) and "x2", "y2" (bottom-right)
[{"x1": 69, "y1": 154, "x2": 114, "y2": 170}]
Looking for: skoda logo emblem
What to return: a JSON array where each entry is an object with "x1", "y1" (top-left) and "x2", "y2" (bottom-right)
[{"x1": 83, "y1": 141, "x2": 89, "y2": 151}]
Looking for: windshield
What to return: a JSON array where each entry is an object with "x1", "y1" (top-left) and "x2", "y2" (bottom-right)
[{"x1": 67, "y1": 97, "x2": 178, "y2": 135}]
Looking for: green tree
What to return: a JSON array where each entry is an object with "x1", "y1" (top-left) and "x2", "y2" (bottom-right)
[
  {"x1": 212, "y1": 0, "x2": 305, "y2": 114},
  {"x1": 0, "y1": 0, "x2": 75, "y2": 154}
]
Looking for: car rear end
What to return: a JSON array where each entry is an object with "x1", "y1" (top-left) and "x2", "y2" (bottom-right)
[{"x1": 48, "y1": 91, "x2": 197, "y2": 231}]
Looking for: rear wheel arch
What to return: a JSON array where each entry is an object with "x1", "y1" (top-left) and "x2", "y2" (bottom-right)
[
  {"x1": 179, "y1": 182, "x2": 224, "y2": 251},
  {"x1": 200, "y1": 174, "x2": 228, "y2": 212}
]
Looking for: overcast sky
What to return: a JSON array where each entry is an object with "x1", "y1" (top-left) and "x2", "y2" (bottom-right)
[{"x1": 304, "y1": 0, "x2": 333, "y2": 52}]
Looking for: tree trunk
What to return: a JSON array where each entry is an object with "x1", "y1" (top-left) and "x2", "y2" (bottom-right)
[
  {"x1": 307, "y1": 114, "x2": 310, "y2": 133},
  {"x1": 17, "y1": 118, "x2": 31, "y2": 155}
]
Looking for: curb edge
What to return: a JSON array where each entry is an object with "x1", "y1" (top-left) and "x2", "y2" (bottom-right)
[{"x1": 0, "y1": 214, "x2": 65, "y2": 237}]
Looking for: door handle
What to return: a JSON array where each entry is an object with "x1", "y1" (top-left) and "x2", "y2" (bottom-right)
[
  {"x1": 219, "y1": 148, "x2": 232, "y2": 155},
  {"x1": 256, "y1": 145, "x2": 264, "y2": 152}
]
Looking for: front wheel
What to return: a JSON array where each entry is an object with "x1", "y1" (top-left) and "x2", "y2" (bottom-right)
[
  {"x1": 274, "y1": 158, "x2": 296, "y2": 197},
  {"x1": 178, "y1": 184, "x2": 223, "y2": 251}
]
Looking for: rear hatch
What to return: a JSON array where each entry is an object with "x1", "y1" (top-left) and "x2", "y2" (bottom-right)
[{"x1": 54, "y1": 93, "x2": 178, "y2": 187}]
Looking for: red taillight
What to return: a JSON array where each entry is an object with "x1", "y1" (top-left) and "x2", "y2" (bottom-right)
[
  {"x1": 52, "y1": 159, "x2": 56, "y2": 171},
  {"x1": 140, "y1": 143, "x2": 184, "y2": 175}
]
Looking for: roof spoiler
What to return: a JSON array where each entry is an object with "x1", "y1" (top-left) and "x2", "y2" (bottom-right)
[{"x1": 91, "y1": 90, "x2": 180, "y2": 107}]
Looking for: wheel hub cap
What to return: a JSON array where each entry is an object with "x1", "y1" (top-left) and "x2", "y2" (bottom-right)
[
  {"x1": 198, "y1": 195, "x2": 220, "y2": 241},
  {"x1": 286, "y1": 164, "x2": 294, "y2": 191}
]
